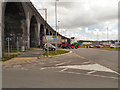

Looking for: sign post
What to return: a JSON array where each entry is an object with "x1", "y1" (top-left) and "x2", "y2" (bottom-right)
[
  {"x1": 17, "y1": 37, "x2": 19, "y2": 51},
  {"x1": 53, "y1": 36, "x2": 58, "y2": 54},
  {"x1": 6, "y1": 37, "x2": 10, "y2": 57},
  {"x1": 45, "y1": 36, "x2": 49, "y2": 57},
  {"x1": 44, "y1": 36, "x2": 58, "y2": 55}
]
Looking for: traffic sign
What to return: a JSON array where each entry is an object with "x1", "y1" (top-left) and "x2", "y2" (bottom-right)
[
  {"x1": 53, "y1": 38, "x2": 58, "y2": 41},
  {"x1": 6, "y1": 37, "x2": 11, "y2": 41}
]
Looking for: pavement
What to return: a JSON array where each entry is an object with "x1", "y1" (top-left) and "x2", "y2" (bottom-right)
[{"x1": 2, "y1": 48, "x2": 119, "y2": 88}]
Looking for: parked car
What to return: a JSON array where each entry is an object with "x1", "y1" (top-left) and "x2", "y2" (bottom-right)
[
  {"x1": 61, "y1": 44, "x2": 71, "y2": 49},
  {"x1": 71, "y1": 44, "x2": 79, "y2": 49},
  {"x1": 61, "y1": 44, "x2": 79, "y2": 49},
  {"x1": 95, "y1": 45, "x2": 104, "y2": 48},
  {"x1": 110, "y1": 44, "x2": 120, "y2": 48},
  {"x1": 110, "y1": 44, "x2": 116, "y2": 48},
  {"x1": 43, "y1": 43, "x2": 56, "y2": 51},
  {"x1": 87, "y1": 45, "x2": 94, "y2": 48},
  {"x1": 36, "y1": 44, "x2": 40, "y2": 48}
]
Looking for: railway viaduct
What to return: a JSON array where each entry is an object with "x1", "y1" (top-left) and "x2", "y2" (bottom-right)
[{"x1": 0, "y1": 1, "x2": 70, "y2": 58}]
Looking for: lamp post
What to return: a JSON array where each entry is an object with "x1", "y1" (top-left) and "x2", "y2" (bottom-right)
[
  {"x1": 58, "y1": 21, "x2": 60, "y2": 34},
  {"x1": 95, "y1": 30, "x2": 99, "y2": 45},
  {"x1": 107, "y1": 27, "x2": 109, "y2": 45},
  {"x1": 97, "y1": 31, "x2": 98, "y2": 41},
  {"x1": 55, "y1": 0, "x2": 59, "y2": 54},
  {"x1": 55, "y1": 0, "x2": 59, "y2": 36}
]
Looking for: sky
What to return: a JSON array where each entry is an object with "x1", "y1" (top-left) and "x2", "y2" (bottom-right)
[{"x1": 31, "y1": 0, "x2": 119, "y2": 41}]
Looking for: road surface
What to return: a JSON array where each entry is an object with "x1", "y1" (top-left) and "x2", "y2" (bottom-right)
[
  {"x1": 71, "y1": 48, "x2": 118, "y2": 72},
  {"x1": 2, "y1": 48, "x2": 119, "y2": 88}
]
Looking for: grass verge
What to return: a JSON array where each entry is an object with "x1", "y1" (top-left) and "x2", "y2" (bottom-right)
[
  {"x1": 1, "y1": 48, "x2": 35, "y2": 62},
  {"x1": 79, "y1": 45, "x2": 87, "y2": 48},
  {"x1": 102, "y1": 48, "x2": 120, "y2": 50},
  {"x1": 1, "y1": 54, "x2": 21, "y2": 62},
  {"x1": 43, "y1": 50, "x2": 69, "y2": 56}
]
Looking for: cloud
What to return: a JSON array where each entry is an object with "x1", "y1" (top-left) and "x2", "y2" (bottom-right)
[{"x1": 31, "y1": 0, "x2": 118, "y2": 41}]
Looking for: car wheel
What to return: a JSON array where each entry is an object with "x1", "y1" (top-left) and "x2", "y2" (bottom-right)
[
  {"x1": 75, "y1": 46, "x2": 78, "y2": 49},
  {"x1": 52, "y1": 48, "x2": 55, "y2": 51}
]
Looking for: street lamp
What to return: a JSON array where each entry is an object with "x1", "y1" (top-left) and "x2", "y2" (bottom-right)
[
  {"x1": 107, "y1": 27, "x2": 109, "y2": 45},
  {"x1": 58, "y1": 21, "x2": 60, "y2": 34},
  {"x1": 55, "y1": 0, "x2": 59, "y2": 36},
  {"x1": 55, "y1": 0, "x2": 59, "y2": 54}
]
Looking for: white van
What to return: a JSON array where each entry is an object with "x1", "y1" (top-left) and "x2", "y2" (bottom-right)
[{"x1": 43, "y1": 43, "x2": 56, "y2": 51}]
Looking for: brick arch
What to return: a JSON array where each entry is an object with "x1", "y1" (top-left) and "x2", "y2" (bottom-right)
[
  {"x1": 30, "y1": 15, "x2": 38, "y2": 47},
  {"x1": 4, "y1": 2, "x2": 27, "y2": 50}
]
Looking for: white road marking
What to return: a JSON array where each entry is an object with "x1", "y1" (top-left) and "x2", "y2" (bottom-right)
[
  {"x1": 56, "y1": 61, "x2": 71, "y2": 66},
  {"x1": 56, "y1": 64, "x2": 117, "y2": 74},
  {"x1": 60, "y1": 68, "x2": 68, "y2": 72},
  {"x1": 75, "y1": 54, "x2": 85, "y2": 59},
  {"x1": 21, "y1": 68, "x2": 28, "y2": 70},
  {"x1": 60, "y1": 71, "x2": 119, "y2": 80},
  {"x1": 56, "y1": 62, "x2": 66, "y2": 66},
  {"x1": 87, "y1": 70, "x2": 97, "y2": 74},
  {"x1": 40, "y1": 63, "x2": 119, "y2": 75},
  {"x1": 40, "y1": 67, "x2": 48, "y2": 70},
  {"x1": 82, "y1": 61, "x2": 92, "y2": 64}
]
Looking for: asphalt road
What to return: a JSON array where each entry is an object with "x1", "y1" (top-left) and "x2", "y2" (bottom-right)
[
  {"x1": 71, "y1": 48, "x2": 118, "y2": 72},
  {"x1": 2, "y1": 48, "x2": 119, "y2": 88}
]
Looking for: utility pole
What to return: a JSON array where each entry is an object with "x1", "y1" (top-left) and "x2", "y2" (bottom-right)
[
  {"x1": 55, "y1": 0, "x2": 59, "y2": 54},
  {"x1": 107, "y1": 27, "x2": 109, "y2": 45},
  {"x1": 97, "y1": 31, "x2": 98, "y2": 41},
  {"x1": 58, "y1": 21, "x2": 60, "y2": 34},
  {"x1": 95, "y1": 30, "x2": 99, "y2": 45}
]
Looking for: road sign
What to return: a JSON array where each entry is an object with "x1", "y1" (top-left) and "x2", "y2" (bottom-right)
[
  {"x1": 44, "y1": 36, "x2": 58, "y2": 43},
  {"x1": 6, "y1": 37, "x2": 10, "y2": 57},
  {"x1": 6, "y1": 37, "x2": 11, "y2": 41},
  {"x1": 53, "y1": 38, "x2": 58, "y2": 41}
]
